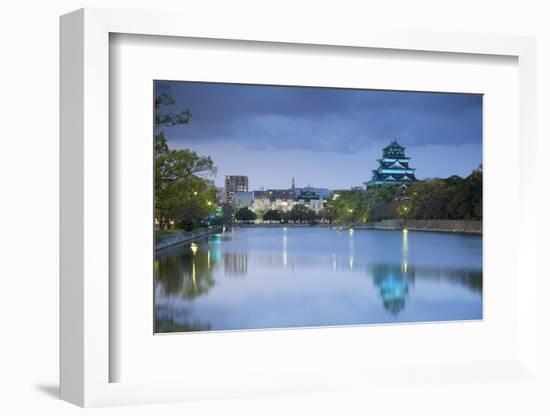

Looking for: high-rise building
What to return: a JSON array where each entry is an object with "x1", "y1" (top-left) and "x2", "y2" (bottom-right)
[
  {"x1": 365, "y1": 140, "x2": 417, "y2": 188},
  {"x1": 225, "y1": 175, "x2": 248, "y2": 203}
]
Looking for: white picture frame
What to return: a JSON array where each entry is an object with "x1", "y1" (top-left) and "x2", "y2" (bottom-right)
[{"x1": 60, "y1": 8, "x2": 539, "y2": 408}]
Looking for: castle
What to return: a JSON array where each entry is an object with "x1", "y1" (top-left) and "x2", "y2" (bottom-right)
[{"x1": 365, "y1": 140, "x2": 417, "y2": 189}]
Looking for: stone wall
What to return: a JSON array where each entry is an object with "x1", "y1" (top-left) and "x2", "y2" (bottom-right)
[
  {"x1": 155, "y1": 226, "x2": 222, "y2": 251},
  {"x1": 358, "y1": 219, "x2": 482, "y2": 234}
]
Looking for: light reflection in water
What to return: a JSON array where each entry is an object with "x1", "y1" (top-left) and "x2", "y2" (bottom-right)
[
  {"x1": 283, "y1": 231, "x2": 288, "y2": 267},
  {"x1": 191, "y1": 243, "x2": 197, "y2": 287},
  {"x1": 349, "y1": 229, "x2": 354, "y2": 271},
  {"x1": 155, "y1": 227, "x2": 482, "y2": 332},
  {"x1": 402, "y1": 228, "x2": 409, "y2": 273}
]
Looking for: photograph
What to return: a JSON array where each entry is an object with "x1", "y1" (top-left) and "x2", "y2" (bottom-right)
[{"x1": 153, "y1": 80, "x2": 483, "y2": 333}]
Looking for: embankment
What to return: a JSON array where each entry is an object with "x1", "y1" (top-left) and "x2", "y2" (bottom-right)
[
  {"x1": 155, "y1": 226, "x2": 222, "y2": 251},
  {"x1": 356, "y1": 219, "x2": 482, "y2": 234},
  {"x1": 235, "y1": 220, "x2": 481, "y2": 234}
]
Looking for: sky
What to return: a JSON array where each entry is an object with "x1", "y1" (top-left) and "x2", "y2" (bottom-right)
[{"x1": 155, "y1": 80, "x2": 482, "y2": 190}]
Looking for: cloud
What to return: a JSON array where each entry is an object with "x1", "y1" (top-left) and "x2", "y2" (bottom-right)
[{"x1": 157, "y1": 80, "x2": 482, "y2": 153}]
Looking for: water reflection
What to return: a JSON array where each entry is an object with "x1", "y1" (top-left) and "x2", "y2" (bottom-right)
[
  {"x1": 371, "y1": 264, "x2": 413, "y2": 315},
  {"x1": 349, "y1": 229, "x2": 355, "y2": 271},
  {"x1": 224, "y1": 252, "x2": 248, "y2": 275},
  {"x1": 402, "y1": 229, "x2": 409, "y2": 273},
  {"x1": 154, "y1": 228, "x2": 482, "y2": 332}
]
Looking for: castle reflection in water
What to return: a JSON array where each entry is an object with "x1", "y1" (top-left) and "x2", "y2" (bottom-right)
[{"x1": 154, "y1": 228, "x2": 482, "y2": 332}]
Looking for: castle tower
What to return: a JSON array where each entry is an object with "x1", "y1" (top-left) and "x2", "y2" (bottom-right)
[{"x1": 365, "y1": 140, "x2": 417, "y2": 189}]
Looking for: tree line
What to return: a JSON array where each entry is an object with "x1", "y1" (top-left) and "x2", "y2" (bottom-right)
[
  {"x1": 219, "y1": 204, "x2": 322, "y2": 224},
  {"x1": 221, "y1": 167, "x2": 482, "y2": 226},
  {"x1": 323, "y1": 167, "x2": 482, "y2": 224}
]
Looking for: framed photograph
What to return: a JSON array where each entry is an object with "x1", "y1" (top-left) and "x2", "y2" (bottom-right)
[{"x1": 60, "y1": 8, "x2": 539, "y2": 408}]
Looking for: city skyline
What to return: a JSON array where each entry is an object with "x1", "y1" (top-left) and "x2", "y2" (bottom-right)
[
  {"x1": 156, "y1": 81, "x2": 482, "y2": 190},
  {"x1": 221, "y1": 174, "x2": 332, "y2": 193}
]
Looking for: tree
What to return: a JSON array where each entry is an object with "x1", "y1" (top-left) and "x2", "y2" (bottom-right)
[
  {"x1": 322, "y1": 186, "x2": 415, "y2": 224},
  {"x1": 317, "y1": 207, "x2": 336, "y2": 224},
  {"x1": 406, "y1": 179, "x2": 450, "y2": 220},
  {"x1": 156, "y1": 175, "x2": 217, "y2": 230},
  {"x1": 286, "y1": 204, "x2": 317, "y2": 224},
  {"x1": 154, "y1": 84, "x2": 218, "y2": 229},
  {"x1": 220, "y1": 203, "x2": 236, "y2": 224},
  {"x1": 155, "y1": 83, "x2": 192, "y2": 128},
  {"x1": 446, "y1": 168, "x2": 482, "y2": 220},
  {"x1": 263, "y1": 210, "x2": 282, "y2": 223},
  {"x1": 155, "y1": 147, "x2": 216, "y2": 188},
  {"x1": 403, "y1": 168, "x2": 482, "y2": 221},
  {"x1": 235, "y1": 207, "x2": 257, "y2": 223},
  {"x1": 210, "y1": 203, "x2": 237, "y2": 226}
]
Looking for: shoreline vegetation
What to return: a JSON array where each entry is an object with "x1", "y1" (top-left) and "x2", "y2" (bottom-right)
[{"x1": 155, "y1": 219, "x2": 481, "y2": 251}]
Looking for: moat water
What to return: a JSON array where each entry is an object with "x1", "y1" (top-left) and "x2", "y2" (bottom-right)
[{"x1": 154, "y1": 227, "x2": 482, "y2": 332}]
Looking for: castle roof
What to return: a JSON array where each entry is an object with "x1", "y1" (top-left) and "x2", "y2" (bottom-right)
[{"x1": 383, "y1": 140, "x2": 405, "y2": 151}]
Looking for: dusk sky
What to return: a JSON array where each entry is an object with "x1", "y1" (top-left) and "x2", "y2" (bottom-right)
[{"x1": 156, "y1": 81, "x2": 482, "y2": 190}]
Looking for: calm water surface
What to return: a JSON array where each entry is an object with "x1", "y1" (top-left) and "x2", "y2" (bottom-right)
[{"x1": 154, "y1": 227, "x2": 482, "y2": 332}]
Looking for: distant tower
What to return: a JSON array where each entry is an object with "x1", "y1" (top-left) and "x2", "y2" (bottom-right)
[
  {"x1": 365, "y1": 140, "x2": 418, "y2": 189},
  {"x1": 291, "y1": 177, "x2": 295, "y2": 190}
]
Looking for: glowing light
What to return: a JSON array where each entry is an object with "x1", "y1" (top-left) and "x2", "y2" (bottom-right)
[
  {"x1": 193, "y1": 191, "x2": 198, "y2": 195},
  {"x1": 349, "y1": 228, "x2": 354, "y2": 235},
  {"x1": 207, "y1": 201, "x2": 212, "y2": 206},
  {"x1": 190, "y1": 243, "x2": 198, "y2": 255}
]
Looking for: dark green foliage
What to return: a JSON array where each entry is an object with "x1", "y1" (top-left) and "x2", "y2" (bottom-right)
[
  {"x1": 406, "y1": 179, "x2": 450, "y2": 220},
  {"x1": 263, "y1": 209, "x2": 282, "y2": 222},
  {"x1": 322, "y1": 167, "x2": 482, "y2": 224},
  {"x1": 220, "y1": 204, "x2": 237, "y2": 225},
  {"x1": 323, "y1": 185, "x2": 400, "y2": 224},
  {"x1": 235, "y1": 207, "x2": 257, "y2": 223},
  {"x1": 446, "y1": 169, "x2": 482, "y2": 220},
  {"x1": 407, "y1": 167, "x2": 482, "y2": 220},
  {"x1": 282, "y1": 205, "x2": 318, "y2": 224}
]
